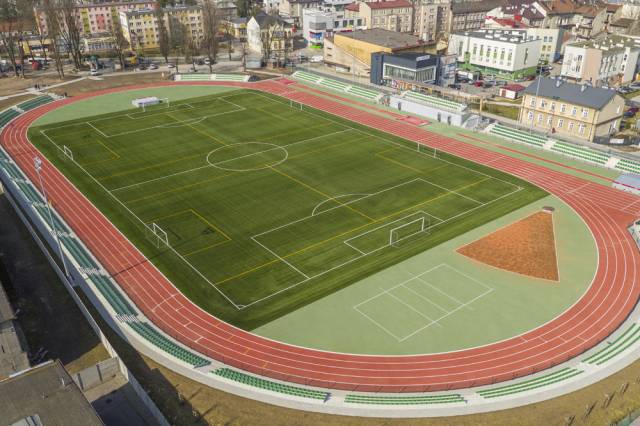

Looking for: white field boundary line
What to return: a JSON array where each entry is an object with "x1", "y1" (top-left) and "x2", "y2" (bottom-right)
[
  {"x1": 40, "y1": 92, "x2": 248, "y2": 133},
  {"x1": 126, "y1": 102, "x2": 194, "y2": 120},
  {"x1": 38, "y1": 90, "x2": 523, "y2": 311},
  {"x1": 109, "y1": 128, "x2": 354, "y2": 192},
  {"x1": 36, "y1": 128, "x2": 243, "y2": 310},
  {"x1": 343, "y1": 210, "x2": 439, "y2": 256},
  {"x1": 240, "y1": 186, "x2": 520, "y2": 310},
  {"x1": 251, "y1": 91, "x2": 523, "y2": 194},
  {"x1": 353, "y1": 263, "x2": 493, "y2": 342}
]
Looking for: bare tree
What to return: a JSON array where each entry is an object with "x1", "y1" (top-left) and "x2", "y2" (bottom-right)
[
  {"x1": 41, "y1": 0, "x2": 64, "y2": 78},
  {"x1": 156, "y1": 8, "x2": 170, "y2": 63},
  {"x1": 56, "y1": 0, "x2": 83, "y2": 69},
  {"x1": 224, "y1": 22, "x2": 233, "y2": 61},
  {"x1": 260, "y1": 23, "x2": 275, "y2": 66},
  {"x1": 0, "y1": 0, "x2": 24, "y2": 77},
  {"x1": 201, "y1": 0, "x2": 219, "y2": 72},
  {"x1": 168, "y1": 15, "x2": 185, "y2": 72},
  {"x1": 110, "y1": 15, "x2": 129, "y2": 70}
]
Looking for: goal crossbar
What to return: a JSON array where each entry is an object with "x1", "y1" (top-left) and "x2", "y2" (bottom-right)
[
  {"x1": 389, "y1": 216, "x2": 429, "y2": 246},
  {"x1": 146, "y1": 222, "x2": 169, "y2": 248}
]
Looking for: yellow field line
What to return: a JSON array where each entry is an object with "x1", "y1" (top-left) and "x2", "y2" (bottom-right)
[
  {"x1": 216, "y1": 176, "x2": 492, "y2": 286},
  {"x1": 99, "y1": 151, "x2": 208, "y2": 181},
  {"x1": 269, "y1": 166, "x2": 375, "y2": 222},
  {"x1": 183, "y1": 239, "x2": 231, "y2": 257},
  {"x1": 288, "y1": 139, "x2": 355, "y2": 160},
  {"x1": 126, "y1": 172, "x2": 231, "y2": 204},
  {"x1": 144, "y1": 208, "x2": 192, "y2": 224},
  {"x1": 189, "y1": 208, "x2": 231, "y2": 242},
  {"x1": 80, "y1": 139, "x2": 121, "y2": 167},
  {"x1": 165, "y1": 112, "x2": 228, "y2": 147},
  {"x1": 376, "y1": 153, "x2": 422, "y2": 173}
]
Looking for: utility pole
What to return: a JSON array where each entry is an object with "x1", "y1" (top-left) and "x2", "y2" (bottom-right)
[{"x1": 34, "y1": 156, "x2": 69, "y2": 278}]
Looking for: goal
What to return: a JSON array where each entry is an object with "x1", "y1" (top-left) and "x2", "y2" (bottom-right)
[
  {"x1": 289, "y1": 100, "x2": 303, "y2": 110},
  {"x1": 389, "y1": 217, "x2": 430, "y2": 246},
  {"x1": 145, "y1": 222, "x2": 169, "y2": 248},
  {"x1": 58, "y1": 145, "x2": 73, "y2": 161}
]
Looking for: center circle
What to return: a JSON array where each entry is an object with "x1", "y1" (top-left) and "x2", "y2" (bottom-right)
[{"x1": 206, "y1": 142, "x2": 288, "y2": 172}]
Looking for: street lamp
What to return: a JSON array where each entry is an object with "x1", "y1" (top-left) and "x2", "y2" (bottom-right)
[{"x1": 34, "y1": 156, "x2": 69, "y2": 278}]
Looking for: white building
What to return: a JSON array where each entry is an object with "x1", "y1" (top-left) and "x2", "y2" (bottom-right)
[
  {"x1": 448, "y1": 29, "x2": 541, "y2": 80},
  {"x1": 561, "y1": 35, "x2": 640, "y2": 86},
  {"x1": 525, "y1": 28, "x2": 562, "y2": 63},
  {"x1": 302, "y1": 9, "x2": 365, "y2": 48}
]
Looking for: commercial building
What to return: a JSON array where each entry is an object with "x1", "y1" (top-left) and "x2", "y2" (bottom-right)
[
  {"x1": 302, "y1": 9, "x2": 365, "y2": 49},
  {"x1": 518, "y1": 77, "x2": 625, "y2": 142},
  {"x1": 35, "y1": 0, "x2": 156, "y2": 36},
  {"x1": 370, "y1": 52, "x2": 439, "y2": 87},
  {"x1": 448, "y1": 29, "x2": 541, "y2": 80},
  {"x1": 561, "y1": 35, "x2": 640, "y2": 86},
  {"x1": 279, "y1": 0, "x2": 324, "y2": 24},
  {"x1": 344, "y1": 0, "x2": 413, "y2": 33},
  {"x1": 323, "y1": 28, "x2": 430, "y2": 77},
  {"x1": 119, "y1": 5, "x2": 204, "y2": 51}
]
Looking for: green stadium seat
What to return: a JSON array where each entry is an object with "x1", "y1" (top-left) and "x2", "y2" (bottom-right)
[
  {"x1": 582, "y1": 324, "x2": 640, "y2": 365},
  {"x1": 490, "y1": 124, "x2": 546, "y2": 147},
  {"x1": 404, "y1": 91, "x2": 466, "y2": 112},
  {"x1": 477, "y1": 367, "x2": 583, "y2": 399},
  {"x1": 17, "y1": 96, "x2": 53, "y2": 112},
  {"x1": 615, "y1": 159, "x2": 640, "y2": 175},
  {"x1": 131, "y1": 321, "x2": 210, "y2": 367},
  {"x1": 212, "y1": 368, "x2": 329, "y2": 400},
  {"x1": 344, "y1": 393, "x2": 465, "y2": 405},
  {"x1": 550, "y1": 141, "x2": 609, "y2": 165}
]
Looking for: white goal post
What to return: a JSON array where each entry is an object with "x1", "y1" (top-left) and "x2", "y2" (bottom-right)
[
  {"x1": 389, "y1": 216, "x2": 430, "y2": 246},
  {"x1": 289, "y1": 100, "x2": 303, "y2": 110},
  {"x1": 59, "y1": 145, "x2": 73, "y2": 161},
  {"x1": 145, "y1": 222, "x2": 169, "y2": 248}
]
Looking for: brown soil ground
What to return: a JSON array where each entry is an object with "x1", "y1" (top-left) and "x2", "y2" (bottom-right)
[{"x1": 457, "y1": 211, "x2": 559, "y2": 281}]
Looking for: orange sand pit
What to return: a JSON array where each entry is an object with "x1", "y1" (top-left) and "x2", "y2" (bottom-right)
[{"x1": 457, "y1": 211, "x2": 559, "y2": 281}]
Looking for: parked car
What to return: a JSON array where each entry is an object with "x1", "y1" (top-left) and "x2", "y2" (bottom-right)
[
  {"x1": 525, "y1": 75, "x2": 536, "y2": 81},
  {"x1": 149, "y1": 63, "x2": 158, "y2": 70},
  {"x1": 310, "y1": 55, "x2": 324, "y2": 63},
  {"x1": 448, "y1": 83, "x2": 462, "y2": 90},
  {"x1": 495, "y1": 80, "x2": 508, "y2": 86},
  {"x1": 89, "y1": 68, "x2": 100, "y2": 76},
  {"x1": 473, "y1": 80, "x2": 485, "y2": 87},
  {"x1": 629, "y1": 82, "x2": 640, "y2": 90},
  {"x1": 617, "y1": 86, "x2": 632, "y2": 94},
  {"x1": 167, "y1": 63, "x2": 175, "y2": 68},
  {"x1": 624, "y1": 107, "x2": 639, "y2": 117}
]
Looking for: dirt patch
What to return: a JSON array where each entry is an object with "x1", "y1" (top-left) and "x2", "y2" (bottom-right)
[
  {"x1": 50, "y1": 72, "x2": 170, "y2": 97},
  {"x1": 457, "y1": 211, "x2": 559, "y2": 281}
]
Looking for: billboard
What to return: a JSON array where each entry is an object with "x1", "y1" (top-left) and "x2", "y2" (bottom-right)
[{"x1": 437, "y1": 54, "x2": 457, "y2": 87}]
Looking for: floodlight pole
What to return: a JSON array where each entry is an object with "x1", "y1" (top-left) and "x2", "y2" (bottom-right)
[{"x1": 34, "y1": 156, "x2": 69, "y2": 278}]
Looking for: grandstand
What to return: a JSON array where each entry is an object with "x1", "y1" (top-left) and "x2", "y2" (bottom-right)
[
  {"x1": 213, "y1": 368, "x2": 329, "y2": 400},
  {"x1": 477, "y1": 368, "x2": 583, "y2": 399},
  {"x1": 291, "y1": 70, "x2": 382, "y2": 101}
]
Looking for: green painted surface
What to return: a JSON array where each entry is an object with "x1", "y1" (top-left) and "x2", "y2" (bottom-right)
[
  {"x1": 34, "y1": 86, "x2": 239, "y2": 126},
  {"x1": 254, "y1": 195, "x2": 596, "y2": 355}
]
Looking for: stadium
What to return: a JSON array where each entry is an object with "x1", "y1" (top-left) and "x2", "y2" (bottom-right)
[{"x1": 1, "y1": 76, "x2": 640, "y2": 420}]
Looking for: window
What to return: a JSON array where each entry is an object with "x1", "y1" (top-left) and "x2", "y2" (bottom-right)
[
  {"x1": 528, "y1": 111, "x2": 534, "y2": 120},
  {"x1": 540, "y1": 99, "x2": 546, "y2": 108},
  {"x1": 529, "y1": 97, "x2": 536, "y2": 107},
  {"x1": 538, "y1": 113, "x2": 543, "y2": 123},
  {"x1": 568, "y1": 121, "x2": 574, "y2": 131},
  {"x1": 557, "y1": 118, "x2": 564, "y2": 128},
  {"x1": 560, "y1": 104, "x2": 566, "y2": 113},
  {"x1": 550, "y1": 102, "x2": 555, "y2": 112},
  {"x1": 571, "y1": 107, "x2": 577, "y2": 116},
  {"x1": 578, "y1": 123, "x2": 585, "y2": 134},
  {"x1": 547, "y1": 116, "x2": 552, "y2": 125},
  {"x1": 582, "y1": 108, "x2": 588, "y2": 118}
]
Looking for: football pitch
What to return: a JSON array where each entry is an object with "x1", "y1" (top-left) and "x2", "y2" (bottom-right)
[{"x1": 29, "y1": 89, "x2": 547, "y2": 329}]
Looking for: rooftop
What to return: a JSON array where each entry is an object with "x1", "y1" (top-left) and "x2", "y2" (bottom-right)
[
  {"x1": 451, "y1": 0, "x2": 505, "y2": 14},
  {"x1": 0, "y1": 360, "x2": 103, "y2": 426},
  {"x1": 537, "y1": 0, "x2": 578, "y2": 15},
  {"x1": 568, "y1": 34, "x2": 640, "y2": 51},
  {"x1": 459, "y1": 28, "x2": 533, "y2": 43},
  {"x1": 610, "y1": 17, "x2": 635, "y2": 28},
  {"x1": 335, "y1": 28, "x2": 423, "y2": 49},
  {"x1": 486, "y1": 16, "x2": 529, "y2": 28},
  {"x1": 366, "y1": 0, "x2": 411, "y2": 9},
  {"x1": 523, "y1": 77, "x2": 619, "y2": 109}
]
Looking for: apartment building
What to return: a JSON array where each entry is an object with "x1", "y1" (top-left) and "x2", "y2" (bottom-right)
[
  {"x1": 119, "y1": 5, "x2": 204, "y2": 50},
  {"x1": 35, "y1": 0, "x2": 156, "y2": 36},
  {"x1": 561, "y1": 35, "x2": 640, "y2": 86},
  {"x1": 246, "y1": 12, "x2": 293, "y2": 62},
  {"x1": 446, "y1": 0, "x2": 503, "y2": 33},
  {"x1": 526, "y1": 27, "x2": 562, "y2": 63},
  {"x1": 518, "y1": 77, "x2": 624, "y2": 142},
  {"x1": 448, "y1": 29, "x2": 541, "y2": 80},
  {"x1": 344, "y1": 0, "x2": 413, "y2": 33},
  {"x1": 279, "y1": 0, "x2": 324, "y2": 24},
  {"x1": 414, "y1": 0, "x2": 449, "y2": 43}
]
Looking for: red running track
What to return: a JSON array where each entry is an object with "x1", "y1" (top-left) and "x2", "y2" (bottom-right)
[{"x1": 3, "y1": 80, "x2": 640, "y2": 392}]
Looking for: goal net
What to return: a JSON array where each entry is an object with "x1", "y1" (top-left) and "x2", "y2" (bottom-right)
[
  {"x1": 145, "y1": 222, "x2": 169, "y2": 248},
  {"x1": 289, "y1": 100, "x2": 303, "y2": 110},
  {"x1": 58, "y1": 145, "x2": 73, "y2": 162},
  {"x1": 389, "y1": 217, "x2": 430, "y2": 247}
]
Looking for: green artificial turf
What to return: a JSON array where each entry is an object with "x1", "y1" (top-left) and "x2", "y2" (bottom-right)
[{"x1": 28, "y1": 89, "x2": 547, "y2": 329}]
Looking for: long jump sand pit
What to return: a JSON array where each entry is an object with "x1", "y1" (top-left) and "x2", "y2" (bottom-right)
[{"x1": 457, "y1": 210, "x2": 559, "y2": 281}]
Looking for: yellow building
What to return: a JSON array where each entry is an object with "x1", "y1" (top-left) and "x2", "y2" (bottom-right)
[
  {"x1": 519, "y1": 77, "x2": 625, "y2": 142},
  {"x1": 119, "y1": 6, "x2": 203, "y2": 50},
  {"x1": 324, "y1": 28, "x2": 429, "y2": 77},
  {"x1": 344, "y1": 0, "x2": 413, "y2": 33}
]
